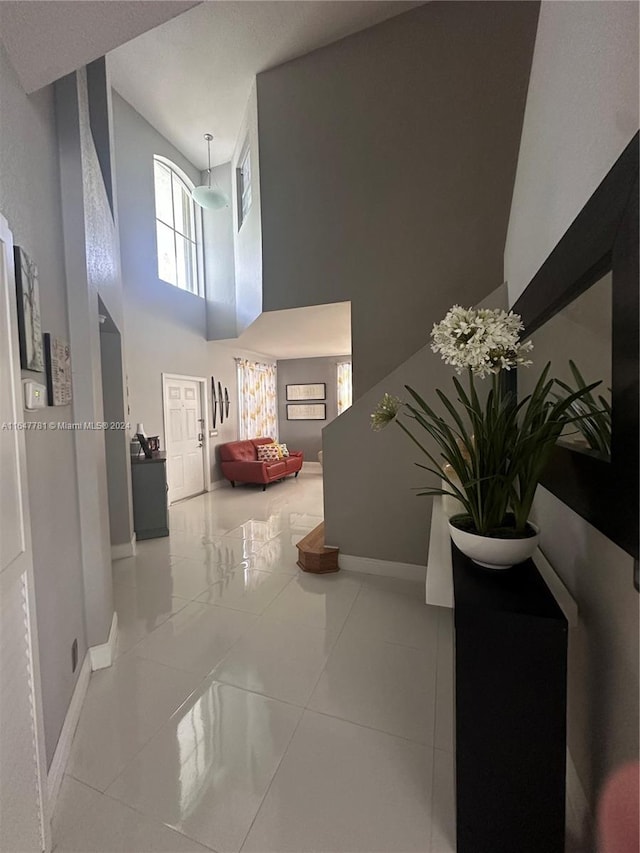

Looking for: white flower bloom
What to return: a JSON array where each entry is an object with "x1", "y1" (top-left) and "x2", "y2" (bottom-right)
[{"x1": 431, "y1": 305, "x2": 533, "y2": 377}]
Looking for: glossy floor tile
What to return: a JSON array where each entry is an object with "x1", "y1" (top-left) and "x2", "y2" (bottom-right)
[
  {"x1": 66, "y1": 654, "x2": 201, "y2": 791},
  {"x1": 106, "y1": 680, "x2": 302, "y2": 853},
  {"x1": 53, "y1": 776, "x2": 212, "y2": 853},
  {"x1": 54, "y1": 473, "x2": 454, "y2": 853},
  {"x1": 114, "y1": 581, "x2": 189, "y2": 656},
  {"x1": 195, "y1": 566, "x2": 292, "y2": 613},
  {"x1": 242, "y1": 710, "x2": 433, "y2": 853},
  {"x1": 132, "y1": 601, "x2": 257, "y2": 677},
  {"x1": 212, "y1": 615, "x2": 333, "y2": 705},
  {"x1": 262, "y1": 570, "x2": 362, "y2": 639},
  {"x1": 308, "y1": 630, "x2": 437, "y2": 744}
]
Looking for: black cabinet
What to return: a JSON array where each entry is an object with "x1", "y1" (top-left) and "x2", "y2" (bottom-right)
[
  {"x1": 131, "y1": 452, "x2": 169, "y2": 540},
  {"x1": 453, "y1": 546, "x2": 568, "y2": 853}
]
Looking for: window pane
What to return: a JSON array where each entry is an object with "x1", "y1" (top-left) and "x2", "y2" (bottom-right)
[
  {"x1": 156, "y1": 220, "x2": 176, "y2": 285},
  {"x1": 175, "y1": 233, "x2": 193, "y2": 292},
  {"x1": 154, "y1": 161, "x2": 173, "y2": 226},
  {"x1": 173, "y1": 175, "x2": 185, "y2": 235}
]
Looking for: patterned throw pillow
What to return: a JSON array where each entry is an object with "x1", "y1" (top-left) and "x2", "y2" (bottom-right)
[
  {"x1": 277, "y1": 443, "x2": 290, "y2": 457},
  {"x1": 257, "y1": 443, "x2": 280, "y2": 462}
]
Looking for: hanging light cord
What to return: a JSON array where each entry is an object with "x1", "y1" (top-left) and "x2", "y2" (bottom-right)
[{"x1": 204, "y1": 133, "x2": 213, "y2": 188}]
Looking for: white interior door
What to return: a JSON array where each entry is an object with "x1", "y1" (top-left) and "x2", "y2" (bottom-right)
[
  {"x1": 0, "y1": 215, "x2": 49, "y2": 851},
  {"x1": 163, "y1": 377, "x2": 205, "y2": 503}
]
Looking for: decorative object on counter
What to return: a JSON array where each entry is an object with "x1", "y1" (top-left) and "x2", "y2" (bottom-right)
[
  {"x1": 147, "y1": 436, "x2": 160, "y2": 453},
  {"x1": 224, "y1": 386, "x2": 230, "y2": 419},
  {"x1": 218, "y1": 380, "x2": 224, "y2": 424},
  {"x1": 286, "y1": 383, "x2": 326, "y2": 401},
  {"x1": 43, "y1": 333, "x2": 72, "y2": 406},
  {"x1": 135, "y1": 424, "x2": 153, "y2": 459},
  {"x1": 211, "y1": 377, "x2": 217, "y2": 428},
  {"x1": 372, "y1": 305, "x2": 604, "y2": 570},
  {"x1": 14, "y1": 246, "x2": 44, "y2": 372}
]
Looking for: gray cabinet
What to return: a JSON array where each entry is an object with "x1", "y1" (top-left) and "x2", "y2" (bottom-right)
[{"x1": 131, "y1": 452, "x2": 169, "y2": 540}]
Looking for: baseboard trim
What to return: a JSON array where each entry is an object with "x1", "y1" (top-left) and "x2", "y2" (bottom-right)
[
  {"x1": 47, "y1": 651, "x2": 91, "y2": 815},
  {"x1": 302, "y1": 462, "x2": 322, "y2": 473},
  {"x1": 566, "y1": 747, "x2": 592, "y2": 835},
  {"x1": 208, "y1": 479, "x2": 226, "y2": 492},
  {"x1": 111, "y1": 535, "x2": 136, "y2": 561},
  {"x1": 338, "y1": 553, "x2": 426, "y2": 582},
  {"x1": 88, "y1": 611, "x2": 118, "y2": 671}
]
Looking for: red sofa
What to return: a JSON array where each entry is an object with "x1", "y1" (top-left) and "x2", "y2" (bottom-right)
[{"x1": 219, "y1": 437, "x2": 303, "y2": 490}]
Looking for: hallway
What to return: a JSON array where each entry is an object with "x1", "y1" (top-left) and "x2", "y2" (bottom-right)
[{"x1": 53, "y1": 471, "x2": 455, "y2": 853}]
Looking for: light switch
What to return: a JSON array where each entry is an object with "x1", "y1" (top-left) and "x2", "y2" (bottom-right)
[{"x1": 23, "y1": 379, "x2": 48, "y2": 410}]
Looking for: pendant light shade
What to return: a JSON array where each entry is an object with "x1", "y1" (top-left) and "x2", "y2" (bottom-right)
[{"x1": 192, "y1": 133, "x2": 228, "y2": 210}]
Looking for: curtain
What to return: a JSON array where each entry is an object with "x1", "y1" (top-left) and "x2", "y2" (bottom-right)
[
  {"x1": 236, "y1": 359, "x2": 278, "y2": 440},
  {"x1": 337, "y1": 361, "x2": 353, "y2": 414}
]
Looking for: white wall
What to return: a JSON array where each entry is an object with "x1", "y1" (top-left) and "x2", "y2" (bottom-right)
[
  {"x1": 504, "y1": 0, "x2": 639, "y2": 812},
  {"x1": 205, "y1": 162, "x2": 237, "y2": 340},
  {"x1": 111, "y1": 91, "x2": 273, "y2": 483}
]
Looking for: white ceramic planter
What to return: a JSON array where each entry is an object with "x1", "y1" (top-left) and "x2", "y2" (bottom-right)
[{"x1": 448, "y1": 520, "x2": 540, "y2": 570}]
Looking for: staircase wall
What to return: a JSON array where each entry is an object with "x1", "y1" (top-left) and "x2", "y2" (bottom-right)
[{"x1": 256, "y1": 1, "x2": 540, "y2": 397}]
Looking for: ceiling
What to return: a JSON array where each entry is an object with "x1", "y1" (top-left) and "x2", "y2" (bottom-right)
[
  {"x1": 108, "y1": 1, "x2": 423, "y2": 168},
  {"x1": 0, "y1": 1, "x2": 200, "y2": 93},
  {"x1": 221, "y1": 302, "x2": 351, "y2": 360}
]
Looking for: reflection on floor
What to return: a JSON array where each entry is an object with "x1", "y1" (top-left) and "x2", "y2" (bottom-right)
[{"x1": 53, "y1": 471, "x2": 456, "y2": 853}]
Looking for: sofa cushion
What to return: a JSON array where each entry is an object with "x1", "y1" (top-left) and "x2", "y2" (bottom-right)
[
  {"x1": 257, "y1": 444, "x2": 280, "y2": 462},
  {"x1": 264, "y1": 461, "x2": 287, "y2": 478},
  {"x1": 219, "y1": 439, "x2": 257, "y2": 463}
]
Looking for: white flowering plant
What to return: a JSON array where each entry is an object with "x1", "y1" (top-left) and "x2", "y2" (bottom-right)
[{"x1": 372, "y1": 306, "x2": 602, "y2": 537}]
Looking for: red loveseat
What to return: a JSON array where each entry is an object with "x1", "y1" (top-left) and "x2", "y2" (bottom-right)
[{"x1": 219, "y1": 437, "x2": 303, "y2": 490}]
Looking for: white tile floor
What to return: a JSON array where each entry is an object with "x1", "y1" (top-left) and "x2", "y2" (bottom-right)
[{"x1": 53, "y1": 471, "x2": 456, "y2": 853}]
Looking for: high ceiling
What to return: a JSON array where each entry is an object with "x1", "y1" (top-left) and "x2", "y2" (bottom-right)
[
  {"x1": 108, "y1": 1, "x2": 423, "y2": 169},
  {"x1": 0, "y1": 1, "x2": 200, "y2": 93},
  {"x1": 223, "y1": 302, "x2": 351, "y2": 360}
]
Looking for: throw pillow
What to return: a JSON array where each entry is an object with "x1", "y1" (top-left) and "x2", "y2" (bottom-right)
[
  {"x1": 277, "y1": 443, "x2": 290, "y2": 457},
  {"x1": 257, "y1": 443, "x2": 280, "y2": 462}
]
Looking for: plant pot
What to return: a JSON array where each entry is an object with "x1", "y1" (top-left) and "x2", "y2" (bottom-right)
[{"x1": 448, "y1": 519, "x2": 540, "y2": 570}]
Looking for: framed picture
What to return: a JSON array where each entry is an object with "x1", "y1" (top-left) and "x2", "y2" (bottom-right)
[
  {"x1": 286, "y1": 383, "x2": 326, "y2": 401},
  {"x1": 14, "y1": 246, "x2": 44, "y2": 371},
  {"x1": 287, "y1": 403, "x2": 326, "y2": 420},
  {"x1": 44, "y1": 334, "x2": 72, "y2": 406}
]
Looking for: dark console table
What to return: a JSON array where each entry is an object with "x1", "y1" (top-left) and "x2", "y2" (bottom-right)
[
  {"x1": 131, "y1": 452, "x2": 169, "y2": 540},
  {"x1": 453, "y1": 545, "x2": 568, "y2": 853}
]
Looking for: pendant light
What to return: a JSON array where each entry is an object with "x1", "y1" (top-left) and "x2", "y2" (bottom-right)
[{"x1": 192, "y1": 133, "x2": 228, "y2": 210}]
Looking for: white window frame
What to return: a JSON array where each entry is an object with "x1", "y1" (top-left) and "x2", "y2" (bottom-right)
[
  {"x1": 153, "y1": 156, "x2": 204, "y2": 296},
  {"x1": 236, "y1": 142, "x2": 252, "y2": 231}
]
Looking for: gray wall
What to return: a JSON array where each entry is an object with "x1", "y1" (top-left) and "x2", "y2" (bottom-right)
[
  {"x1": 0, "y1": 41, "x2": 87, "y2": 767},
  {"x1": 504, "y1": 0, "x2": 639, "y2": 814},
  {"x1": 324, "y1": 284, "x2": 505, "y2": 567},
  {"x1": 256, "y1": 1, "x2": 539, "y2": 398},
  {"x1": 100, "y1": 319, "x2": 132, "y2": 548},
  {"x1": 277, "y1": 356, "x2": 350, "y2": 459}
]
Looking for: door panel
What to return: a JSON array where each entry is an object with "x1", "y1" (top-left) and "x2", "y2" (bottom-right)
[
  {"x1": 163, "y1": 377, "x2": 205, "y2": 503},
  {"x1": 0, "y1": 214, "x2": 49, "y2": 851}
]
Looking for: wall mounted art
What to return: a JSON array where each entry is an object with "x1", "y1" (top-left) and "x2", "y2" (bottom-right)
[
  {"x1": 211, "y1": 377, "x2": 217, "y2": 428},
  {"x1": 286, "y1": 383, "x2": 326, "y2": 401},
  {"x1": 224, "y1": 386, "x2": 230, "y2": 419},
  {"x1": 287, "y1": 403, "x2": 326, "y2": 421},
  {"x1": 14, "y1": 246, "x2": 44, "y2": 371},
  {"x1": 44, "y1": 334, "x2": 72, "y2": 406},
  {"x1": 218, "y1": 380, "x2": 224, "y2": 424}
]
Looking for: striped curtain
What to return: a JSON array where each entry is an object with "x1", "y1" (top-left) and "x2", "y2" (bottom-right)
[
  {"x1": 337, "y1": 361, "x2": 352, "y2": 414},
  {"x1": 236, "y1": 359, "x2": 278, "y2": 440}
]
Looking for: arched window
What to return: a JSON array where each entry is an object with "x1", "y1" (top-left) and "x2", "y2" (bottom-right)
[{"x1": 153, "y1": 156, "x2": 202, "y2": 295}]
